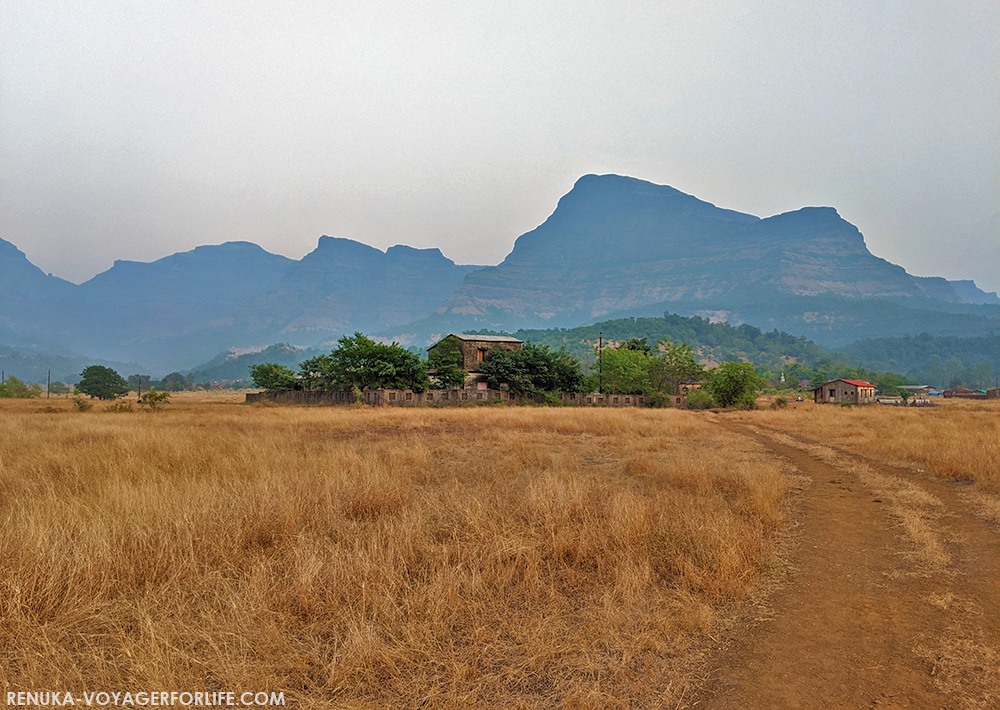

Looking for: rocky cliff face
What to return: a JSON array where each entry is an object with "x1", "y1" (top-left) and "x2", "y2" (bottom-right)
[
  {"x1": 0, "y1": 235, "x2": 481, "y2": 370},
  {"x1": 427, "y1": 174, "x2": 970, "y2": 334},
  {"x1": 233, "y1": 237, "x2": 481, "y2": 340}
]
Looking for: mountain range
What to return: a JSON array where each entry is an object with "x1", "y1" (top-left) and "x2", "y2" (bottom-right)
[{"x1": 1, "y1": 174, "x2": 997, "y2": 377}]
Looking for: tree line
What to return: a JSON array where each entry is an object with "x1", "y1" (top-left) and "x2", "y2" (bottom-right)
[{"x1": 250, "y1": 332, "x2": 763, "y2": 408}]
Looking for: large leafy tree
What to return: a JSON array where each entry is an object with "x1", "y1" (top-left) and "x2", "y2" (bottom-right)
[
  {"x1": 76, "y1": 366, "x2": 129, "y2": 400},
  {"x1": 707, "y1": 362, "x2": 761, "y2": 409},
  {"x1": 648, "y1": 339, "x2": 705, "y2": 395},
  {"x1": 426, "y1": 336, "x2": 468, "y2": 388},
  {"x1": 249, "y1": 363, "x2": 298, "y2": 391},
  {"x1": 299, "y1": 333, "x2": 429, "y2": 392},
  {"x1": 597, "y1": 346, "x2": 651, "y2": 394},
  {"x1": 479, "y1": 342, "x2": 585, "y2": 394}
]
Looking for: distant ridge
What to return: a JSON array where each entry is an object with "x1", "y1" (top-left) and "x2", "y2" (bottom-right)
[{"x1": 2, "y1": 173, "x2": 997, "y2": 372}]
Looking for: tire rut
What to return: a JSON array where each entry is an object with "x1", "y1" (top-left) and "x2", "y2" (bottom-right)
[{"x1": 690, "y1": 423, "x2": 1000, "y2": 709}]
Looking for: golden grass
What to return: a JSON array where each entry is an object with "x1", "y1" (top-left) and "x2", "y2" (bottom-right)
[
  {"x1": 0, "y1": 400, "x2": 788, "y2": 708},
  {"x1": 739, "y1": 400, "x2": 1000, "y2": 493}
]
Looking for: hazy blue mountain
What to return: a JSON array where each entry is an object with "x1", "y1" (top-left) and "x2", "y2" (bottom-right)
[
  {"x1": 948, "y1": 280, "x2": 1000, "y2": 305},
  {"x1": 0, "y1": 344, "x2": 144, "y2": 385},
  {"x1": 187, "y1": 343, "x2": 321, "y2": 384},
  {"x1": 1, "y1": 235, "x2": 483, "y2": 372},
  {"x1": 236, "y1": 237, "x2": 482, "y2": 343},
  {"x1": 0, "y1": 237, "x2": 78, "y2": 341},
  {"x1": 388, "y1": 174, "x2": 997, "y2": 345},
  {"x1": 3, "y1": 173, "x2": 997, "y2": 370}
]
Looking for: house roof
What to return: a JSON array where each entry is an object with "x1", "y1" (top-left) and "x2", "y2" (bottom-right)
[
  {"x1": 449, "y1": 334, "x2": 523, "y2": 343},
  {"x1": 813, "y1": 378, "x2": 875, "y2": 389},
  {"x1": 427, "y1": 333, "x2": 524, "y2": 350}
]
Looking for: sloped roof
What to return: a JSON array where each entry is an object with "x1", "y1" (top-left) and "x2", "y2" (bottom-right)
[
  {"x1": 449, "y1": 334, "x2": 523, "y2": 343},
  {"x1": 813, "y1": 379, "x2": 875, "y2": 389},
  {"x1": 428, "y1": 333, "x2": 523, "y2": 350}
]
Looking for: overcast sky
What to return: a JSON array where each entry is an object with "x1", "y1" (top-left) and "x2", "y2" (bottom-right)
[{"x1": 2, "y1": 0, "x2": 997, "y2": 292}]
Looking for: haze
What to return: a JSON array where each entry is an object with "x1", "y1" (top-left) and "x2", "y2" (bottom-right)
[{"x1": 2, "y1": 0, "x2": 997, "y2": 292}]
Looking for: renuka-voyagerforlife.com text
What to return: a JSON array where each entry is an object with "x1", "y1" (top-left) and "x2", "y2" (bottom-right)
[{"x1": 6, "y1": 691, "x2": 286, "y2": 707}]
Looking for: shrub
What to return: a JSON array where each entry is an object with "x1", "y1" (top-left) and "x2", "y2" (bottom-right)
[
  {"x1": 685, "y1": 389, "x2": 715, "y2": 410},
  {"x1": 649, "y1": 391, "x2": 672, "y2": 408},
  {"x1": 771, "y1": 396, "x2": 789, "y2": 410}
]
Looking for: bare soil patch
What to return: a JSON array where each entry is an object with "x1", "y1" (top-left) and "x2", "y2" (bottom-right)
[{"x1": 692, "y1": 422, "x2": 1000, "y2": 709}]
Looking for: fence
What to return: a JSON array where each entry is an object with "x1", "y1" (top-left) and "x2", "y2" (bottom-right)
[{"x1": 246, "y1": 388, "x2": 685, "y2": 408}]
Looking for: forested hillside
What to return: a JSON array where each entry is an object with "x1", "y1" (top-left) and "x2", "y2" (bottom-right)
[{"x1": 467, "y1": 313, "x2": 843, "y2": 373}]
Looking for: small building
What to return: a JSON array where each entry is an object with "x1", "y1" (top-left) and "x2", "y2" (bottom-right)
[
  {"x1": 427, "y1": 334, "x2": 524, "y2": 388},
  {"x1": 813, "y1": 379, "x2": 876, "y2": 405}
]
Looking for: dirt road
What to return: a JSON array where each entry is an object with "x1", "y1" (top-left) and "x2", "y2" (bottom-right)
[{"x1": 691, "y1": 424, "x2": 1000, "y2": 709}]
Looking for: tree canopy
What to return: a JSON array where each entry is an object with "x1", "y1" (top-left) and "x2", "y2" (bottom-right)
[
  {"x1": 76, "y1": 366, "x2": 129, "y2": 400},
  {"x1": 250, "y1": 363, "x2": 298, "y2": 391},
  {"x1": 478, "y1": 342, "x2": 586, "y2": 394},
  {"x1": 0, "y1": 376, "x2": 42, "y2": 399},
  {"x1": 299, "y1": 333, "x2": 429, "y2": 392},
  {"x1": 426, "y1": 336, "x2": 468, "y2": 389},
  {"x1": 707, "y1": 362, "x2": 760, "y2": 409}
]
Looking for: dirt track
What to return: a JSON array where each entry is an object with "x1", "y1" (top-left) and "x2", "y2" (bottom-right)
[{"x1": 691, "y1": 424, "x2": 1000, "y2": 709}]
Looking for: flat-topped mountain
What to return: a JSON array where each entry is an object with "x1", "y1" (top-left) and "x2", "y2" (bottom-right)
[
  {"x1": 433, "y1": 175, "x2": 965, "y2": 329},
  {"x1": 2, "y1": 173, "x2": 997, "y2": 373}
]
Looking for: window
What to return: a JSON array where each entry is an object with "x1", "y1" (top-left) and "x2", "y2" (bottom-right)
[
  {"x1": 405, "y1": 392, "x2": 412, "y2": 401},
  {"x1": 829, "y1": 389, "x2": 836, "y2": 398},
  {"x1": 478, "y1": 349, "x2": 487, "y2": 362}
]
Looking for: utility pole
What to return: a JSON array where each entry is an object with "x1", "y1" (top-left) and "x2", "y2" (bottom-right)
[
  {"x1": 598, "y1": 331, "x2": 603, "y2": 394},
  {"x1": 47, "y1": 370, "x2": 51, "y2": 399}
]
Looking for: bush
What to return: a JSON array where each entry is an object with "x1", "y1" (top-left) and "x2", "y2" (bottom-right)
[
  {"x1": 771, "y1": 396, "x2": 789, "y2": 410},
  {"x1": 140, "y1": 389, "x2": 171, "y2": 411},
  {"x1": 72, "y1": 396, "x2": 93, "y2": 412},
  {"x1": 649, "y1": 391, "x2": 672, "y2": 408},
  {"x1": 685, "y1": 389, "x2": 715, "y2": 410},
  {"x1": 0, "y1": 376, "x2": 41, "y2": 399}
]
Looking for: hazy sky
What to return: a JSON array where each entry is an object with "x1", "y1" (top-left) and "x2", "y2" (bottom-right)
[{"x1": 2, "y1": 0, "x2": 998, "y2": 292}]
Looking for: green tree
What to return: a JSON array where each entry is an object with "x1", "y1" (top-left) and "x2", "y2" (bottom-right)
[
  {"x1": 158, "y1": 372, "x2": 188, "y2": 392},
  {"x1": 0, "y1": 376, "x2": 41, "y2": 398},
  {"x1": 479, "y1": 342, "x2": 586, "y2": 394},
  {"x1": 707, "y1": 362, "x2": 761, "y2": 409},
  {"x1": 426, "y1": 335, "x2": 468, "y2": 388},
  {"x1": 249, "y1": 363, "x2": 298, "y2": 391},
  {"x1": 649, "y1": 339, "x2": 705, "y2": 395},
  {"x1": 619, "y1": 337, "x2": 652, "y2": 354},
  {"x1": 128, "y1": 374, "x2": 152, "y2": 392},
  {"x1": 48, "y1": 381, "x2": 72, "y2": 395},
  {"x1": 299, "y1": 333, "x2": 429, "y2": 392},
  {"x1": 598, "y1": 346, "x2": 651, "y2": 394},
  {"x1": 140, "y1": 388, "x2": 171, "y2": 410},
  {"x1": 76, "y1": 366, "x2": 129, "y2": 400}
]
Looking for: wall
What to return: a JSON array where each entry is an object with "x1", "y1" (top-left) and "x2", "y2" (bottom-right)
[{"x1": 245, "y1": 389, "x2": 677, "y2": 408}]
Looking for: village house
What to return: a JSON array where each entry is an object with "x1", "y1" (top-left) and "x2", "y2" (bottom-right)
[
  {"x1": 812, "y1": 378, "x2": 876, "y2": 405},
  {"x1": 427, "y1": 334, "x2": 524, "y2": 389}
]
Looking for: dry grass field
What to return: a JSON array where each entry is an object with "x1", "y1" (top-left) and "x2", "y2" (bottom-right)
[
  {"x1": 743, "y1": 398, "x2": 1000, "y2": 492},
  {"x1": 0, "y1": 395, "x2": 788, "y2": 708}
]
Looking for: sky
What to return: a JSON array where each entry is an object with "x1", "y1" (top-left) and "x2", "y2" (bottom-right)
[{"x1": 2, "y1": 0, "x2": 998, "y2": 293}]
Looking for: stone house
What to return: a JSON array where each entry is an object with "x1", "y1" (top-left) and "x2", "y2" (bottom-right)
[
  {"x1": 812, "y1": 379, "x2": 876, "y2": 405},
  {"x1": 427, "y1": 334, "x2": 524, "y2": 388}
]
